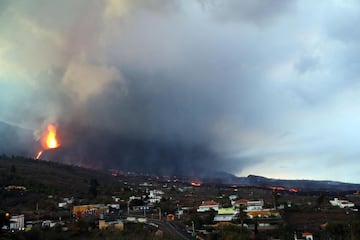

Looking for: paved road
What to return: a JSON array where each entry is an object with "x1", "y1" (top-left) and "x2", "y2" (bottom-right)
[
  {"x1": 126, "y1": 214, "x2": 194, "y2": 240},
  {"x1": 149, "y1": 218, "x2": 193, "y2": 240}
]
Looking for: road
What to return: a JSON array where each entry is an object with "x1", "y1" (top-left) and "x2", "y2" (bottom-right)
[
  {"x1": 126, "y1": 214, "x2": 194, "y2": 240},
  {"x1": 149, "y1": 218, "x2": 194, "y2": 240}
]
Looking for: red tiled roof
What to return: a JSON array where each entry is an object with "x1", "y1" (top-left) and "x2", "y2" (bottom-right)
[
  {"x1": 247, "y1": 210, "x2": 279, "y2": 216},
  {"x1": 200, "y1": 200, "x2": 219, "y2": 206},
  {"x1": 235, "y1": 199, "x2": 248, "y2": 204},
  {"x1": 214, "y1": 222, "x2": 235, "y2": 228},
  {"x1": 303, "y1": 232, "x2": 313, "y2": 236}
]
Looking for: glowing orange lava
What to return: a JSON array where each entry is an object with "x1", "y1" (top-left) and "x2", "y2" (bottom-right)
[
  {"x1": 34, "y1": 124, "x2": 60, "y2": 161},
  {"x1": 191, "y1": 181, "x2": 201, "y2": 187},
  {"x1": 35, "y1": 150, "x2": 43, "y2": 160},
  {"x1": 43, "y1": 124, "x2": 60, "y2": 149}
]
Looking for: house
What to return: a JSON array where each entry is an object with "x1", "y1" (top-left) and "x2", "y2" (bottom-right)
[
  {"x1": 329, "y1": 198, "x2": 355, "y2": 208},
  {"x1": 9, "y1": 215, "x2": 25, "y2": 231},
  {"x1": 229, "y1": 195, "x2": 238, "y2": 205},
  {"x1": 214, "y1": 222, "x2": 237, "y2": 229},
  {"x1": 246, "y1": 200, "x2": 264, "y2": 211},
  {"x1": 197, "y1": 200, "x2": 219, "y2": 212},
  {"x1": 73, "y1": 204, "x2": 109, "y2": 218},
  {"x1": 58, "y1": 202, "x2": 67, "y2": 208},
  {"x1": 167, "y1": 214, "x2": 175, "y2": 221},
  {"x1": 99, "y1": 219, "x2": 124, "y2": 230},
  {"x1": 294, "y1": 232, "x2": 313, "y2": 240},
  {"x1": 214, "y1": 208, "x2": 238, "y2": 222},
  {"x1": 233, "y1": 199, "x2": 264, "y2": 211},
  {"x1": 302, "y1": 232, "x2": 314, "y2": 240},
  {"x1": 132, "y1": 205, "x2": 153, "y2": 212},
  {"x1": 233, "y1": 199, "x2": 248, "y2": 208},
  {"x1": 42, "y1": 220, "x2": 56, "y2": 228},
  {"x1": 148, "y1": 190, "x2": 164, "y2": 203},
  {"x1": 107, "y1": 204, "x2": 120, "y2": 210},
  {"x1": 246, "y1": 209, "x2": 280, "y2": 219}
]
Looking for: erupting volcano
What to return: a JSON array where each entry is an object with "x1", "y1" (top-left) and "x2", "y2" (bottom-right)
[
  {"x1": 43, "y1": 124, "x2": 60, "y2": 149},
  {"x1": 35, "y1": 124, "x2": 60, "y2": 160}
]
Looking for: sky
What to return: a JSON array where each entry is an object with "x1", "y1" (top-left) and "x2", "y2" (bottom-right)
[{"x1": 1, "y1": 0, "x2": 360, "y2": 182}]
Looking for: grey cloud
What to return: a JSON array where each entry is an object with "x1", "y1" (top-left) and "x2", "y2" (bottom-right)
[
  {"x1": 198, "y1": 0, "x2": 295, "y2": 25},
  {"x1": 3, "y1": 1, "x2": 360, "y2": 181},
  {"x1": 295, "y1": 55, "x2": 319, "y2": 74}
]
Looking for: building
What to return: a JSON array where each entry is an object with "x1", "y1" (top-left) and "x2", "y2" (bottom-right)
[
  {"x1": 246, "y1": 209, "x2": 280, "y2": 219},
  {"x1": 229, "y1": 195, "x2": 238, "y2": 205},
  {"x1": 167, "y1": 214, "x2": 175, "y2": 221},
  {"x1": 233, "y1": 199, "x2": 264, "y2": 211},
  {"x1": 329, "y1": 198, "x2": 355, "y2": 208},
  {"x1": 148, "y1": 190, "x2": 164, "y2": 203},
  {"x1": 42, "y1": 220, "x2": 56, "y2": 228},
  {"x1": 246, "y1": 200, "x2": 264, "y2": 211},
  {"x1": 73, "y1": 204, "x2": 109, "y2": 218},
  {"x1": 214, "y1": 208, "x2": 237, "y2": 222},
  {"x1": 197, "y1": 200, "x2": 219, "y2": 212},
  {"x1": 99, "y1": 219, "x2": 124, "y2": 230},
  {"x1": 132, "y1": 205, "x2": 153, "y2": 212},
  {"x1": 294, "y1": 232, "x2": 314, "y2": 240},
  {"x1": 9, "y1": 215, "x2": 25, "y2": 231}
]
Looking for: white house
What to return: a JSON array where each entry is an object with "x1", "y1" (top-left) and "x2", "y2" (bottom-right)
[
  {"x1": 246, "y1": 200, "x2": 264, "y2": 211},
  {"x1": 42, "y1": 220, "x2": 56, "y2": 228},
  {"x1": 9, "y1": 215, "x2": 24, "y2": 231},
  {"x1": 233, "y1": 199, "x2": 264, "y2": 211},
  {"x1": 329, "y1": 198, "x2": 355, "y2": 208},
  {"x1": 148, "y1": 190, "x2": 164, "y2": 203},
  {"x1": 294, "y1": 232, "x2": 313, "y2": 240},
  {"x1": 213, "y1": 208, "x2": 237, "y2": 222},
  {"x1": 214, "y1": 214, "x2": 236, "y2": 222},
  {"x1": 197, "y1": 200, "x2": 219, "y2": 212},
  {"x1": 58, "y1": 202, "x2": 67, "y2": 208}
]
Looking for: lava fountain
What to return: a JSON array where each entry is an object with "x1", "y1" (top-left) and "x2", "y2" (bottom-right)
[{"x1": 35, "y1": 124, "x2": 60, "y2": 160}]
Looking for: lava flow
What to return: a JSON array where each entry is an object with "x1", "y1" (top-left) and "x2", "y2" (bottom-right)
[
  {"x1": 35, "y1": 124, "x2": 60, "y2": 160},
  {"x1": 35, "y1": 150, "x2": 43, "y2": 160}
]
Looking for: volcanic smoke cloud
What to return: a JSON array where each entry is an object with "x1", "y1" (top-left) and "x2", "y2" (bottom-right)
[{"x1": 2, "y1": 1, "x2": 360, "y2": 181}]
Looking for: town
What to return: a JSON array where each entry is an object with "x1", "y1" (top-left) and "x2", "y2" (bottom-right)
[{"x1": 1, "y1": 156, "x2": 360, "y2": 240}]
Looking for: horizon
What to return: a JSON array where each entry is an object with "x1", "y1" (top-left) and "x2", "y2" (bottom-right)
[{"x1": 1, "y1": 1, "x2": 360, "y2": 183}]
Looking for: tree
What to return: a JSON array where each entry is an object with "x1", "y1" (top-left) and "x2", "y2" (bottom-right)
[
  {"x1": 89, "y1": 178, "x2": 99, "y2": 199},
  {"x1": 234, "y1": 204, "x2": 247, "y2": 231},
  {"x1": 326, "y1": 221, "x2": 351, "y2": 240},
  {"x1": 10, "y1": 165, "x2": 16, "y2": 175},
  {"x1": 0, "y1": 211, "x2": 10, "y2": 232}
]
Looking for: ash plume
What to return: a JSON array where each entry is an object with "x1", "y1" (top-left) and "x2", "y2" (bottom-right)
[{"x1": 3, "y1": 1, "x2": 360, "y2": 182}]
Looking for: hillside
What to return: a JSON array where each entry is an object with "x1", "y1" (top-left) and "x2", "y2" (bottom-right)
[{"x1": 0, "y1": 155, "x2": 119, "y2": 199}]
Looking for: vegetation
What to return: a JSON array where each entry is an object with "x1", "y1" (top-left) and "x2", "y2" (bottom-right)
[{"x1": 2, "y1": 155, "x2": 360, "y2": 239}]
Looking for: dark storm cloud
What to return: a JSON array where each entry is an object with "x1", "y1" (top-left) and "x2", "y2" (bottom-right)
[
  {"x1": 0, "y1": 0, "x2": 299, "y2": 176},
  {"x1": 4, "y1": 1, "x2": 360, "y2": 181}
]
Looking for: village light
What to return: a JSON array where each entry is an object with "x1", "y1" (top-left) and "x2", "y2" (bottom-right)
[{"x1": 5, "y1": 212, "x2": 10, "y2": 218}]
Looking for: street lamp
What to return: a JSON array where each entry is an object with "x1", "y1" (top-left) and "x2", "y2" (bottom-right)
[
  {"x1": 157, "y1": 207, "x2": 161, "y2": 220},
  {"x1": 191, "y1": 221, "x2": 196, "y2": 237}
]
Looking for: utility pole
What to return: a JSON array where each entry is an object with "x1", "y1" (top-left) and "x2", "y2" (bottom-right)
[
  {"x1": 191, "y1": 221, "x2": 195, "y2": 237},
  {"x1": 158, "y1": 207, "x2": 161, "y2": 220},
  {"x1": 127, "y1": 199, "x2": 130, "y2": 215},
  {"x1": 36, "y1": 202, "x2": 39, "y2": 223},
  {"x1": 177, "y1": 204, "x2": 180, "y2": 220}
]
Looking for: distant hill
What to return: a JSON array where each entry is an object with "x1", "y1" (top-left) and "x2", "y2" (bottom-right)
[
  {"x1": 239, "y1": 174, "x2": 360, "y2": 192},
  {"x1": 201, "y1": 172, "x2": 360, "y2": 192},
  {"x1": 1, "y1": 154, "x2": 360, "y2": 194}
]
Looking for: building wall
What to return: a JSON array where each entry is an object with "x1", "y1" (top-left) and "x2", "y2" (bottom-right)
[{"x1": 9, "y1": 215, "x2": 24, "y2": 230}]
